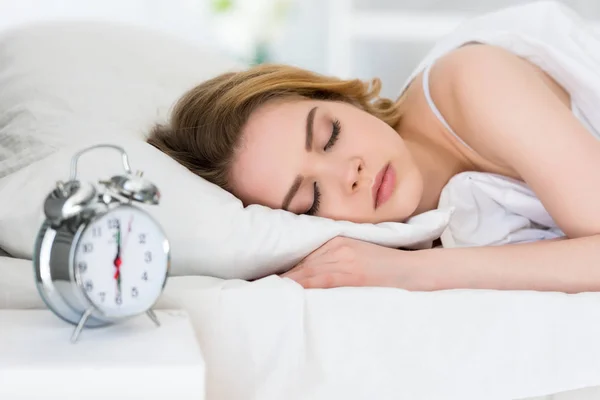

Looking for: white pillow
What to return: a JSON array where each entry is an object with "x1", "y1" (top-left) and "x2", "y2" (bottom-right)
[
  {"x1": 0, "y1": 19, "x2": 241, "y2": 178},
  {"x1": 0, "y1": 20, "x2": 451, "y2": 279}
]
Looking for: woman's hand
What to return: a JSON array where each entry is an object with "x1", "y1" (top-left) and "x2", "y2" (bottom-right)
[{"x1": 281, "y1": 237, "x2": 419, "y2": 289}]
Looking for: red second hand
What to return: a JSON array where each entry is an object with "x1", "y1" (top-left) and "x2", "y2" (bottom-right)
[
  {"x1": 114, "y1": 257, "x2": 122, "y2": 279},
  {"x1": 113, "y1": 222, "x2": 122, "y2": 290},
  {"x1": 113, "y1": 216, "x2": 132, "y2": 290}
]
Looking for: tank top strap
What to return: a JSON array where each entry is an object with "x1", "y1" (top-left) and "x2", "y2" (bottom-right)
[{"x1": 422, "y1": 63, "x2": 474, "y2": 152}]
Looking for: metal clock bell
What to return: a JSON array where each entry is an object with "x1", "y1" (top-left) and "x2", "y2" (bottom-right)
[{"x1": 33, "y1": 144, "x2": 170, "y2": 343}]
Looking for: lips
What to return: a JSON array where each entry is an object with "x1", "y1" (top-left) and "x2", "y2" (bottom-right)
[{"x1": 372, "y1": 163, "x2": 396, "y2": 209}]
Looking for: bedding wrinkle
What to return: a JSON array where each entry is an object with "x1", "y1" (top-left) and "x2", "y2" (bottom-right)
[
  {"x1": 409, "y1": 1, "x2": 600, "y2": 248},
  {"x1": 4, "y1": 3, "x2": 600, "y2": 399}
]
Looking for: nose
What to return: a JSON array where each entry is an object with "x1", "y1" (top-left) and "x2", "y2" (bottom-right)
[
  {"x1": 346, "y1": 157, "x2": 366, "y2": 193},
  {"x1": 311, "y1": 156, "x2": 367, "y2": 194}
]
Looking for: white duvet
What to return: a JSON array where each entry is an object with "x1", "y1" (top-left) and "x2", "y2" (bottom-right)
[{"x1": 3, "y1": 256, "x2": 600, "y2": 400}]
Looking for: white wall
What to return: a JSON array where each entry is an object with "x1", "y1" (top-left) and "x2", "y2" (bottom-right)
[
  {"x1": 269, "y1": 0, "x2": 331, "y2": 74},
  {"x1": 271, "y1": 0, "x2": 600, "y2": 99},
  {"x1": 1, "y1": 0, "x2": 599, "y2": 100},
  {"x1": 0, "y1": 0, "x2": 217, "y2": 49}
]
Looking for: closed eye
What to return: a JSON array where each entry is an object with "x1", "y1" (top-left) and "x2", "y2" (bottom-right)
[
  {"x1": 306, "y1": 119, "x2": 341, "y2": 215},
  {"x1": 305, "y1": 183, "x2": 321, "y2": 216},
  {"x1": 324, "y1": 119, "x2": 341, "y2": 151}
]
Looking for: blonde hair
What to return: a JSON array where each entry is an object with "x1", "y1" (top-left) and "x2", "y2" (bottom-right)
[{"x1": 147, "y1": 63, "x2": 406, "y2": 192}]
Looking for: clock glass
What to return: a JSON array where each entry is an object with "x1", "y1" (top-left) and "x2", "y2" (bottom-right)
[{"x1": 73, "y1": 205, "x2": 169, "y2": 318}]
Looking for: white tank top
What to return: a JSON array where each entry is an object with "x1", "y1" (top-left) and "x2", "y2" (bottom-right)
[{"x1": 420, "y1": 62, "x2": 600, "y2": 154}]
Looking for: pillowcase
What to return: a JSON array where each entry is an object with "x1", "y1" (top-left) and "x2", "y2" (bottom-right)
[
  {"x1": 0, "y1": 18, "x2": 241, "y2": 178},
  {"x1": 0, "y1": 20, "x2": 451, "y2": 279}
]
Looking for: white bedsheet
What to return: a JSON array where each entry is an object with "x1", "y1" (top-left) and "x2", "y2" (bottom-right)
[
  {"x1": 438, "y1": 172, "x2": 565, "y2": 248},
  {"x1": 3, "y1": 256, "x2": 600, "y2": 400}
]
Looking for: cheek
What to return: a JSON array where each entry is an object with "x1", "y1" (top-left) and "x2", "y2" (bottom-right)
[
  {"x1": 351, "y1": 119, "x2": 400, "y2": 152},
  {"x1": 318, "y1": 190, "x2": 372, "y2": 223}
]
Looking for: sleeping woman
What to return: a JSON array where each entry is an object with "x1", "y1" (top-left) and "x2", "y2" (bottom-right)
[{"x1": 147, "y1": 39, "x2": 600, "y2": 293}]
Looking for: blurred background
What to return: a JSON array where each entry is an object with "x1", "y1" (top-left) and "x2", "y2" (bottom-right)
[{"x1": 1, "y1": 0, "x2": 599, "y2": 99}]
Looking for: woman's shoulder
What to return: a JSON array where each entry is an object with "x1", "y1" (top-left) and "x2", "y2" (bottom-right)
[
  {"x1": 399, "y1": 44, "x2": 523, "y2": 177},
  {"x1": 427, "y1": 43, "x2": 571, "y2": 125},
  {"x1": 405, "y1": 43, "x2": 571, "y2": 177}
]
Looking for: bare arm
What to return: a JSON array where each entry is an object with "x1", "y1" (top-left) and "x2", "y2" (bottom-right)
[
  {"x1": 412, "y1": 45, "x2": 600, "y2": 292},
  {"x1": 283, "y1": 45, "x2": 600, "y2": 293},
  {"x1": 431, "y1": 44, "x2": 600, "y2": 239},
  {"x1": 406, "y1": 235, "x2": 600, "y2": 293}
]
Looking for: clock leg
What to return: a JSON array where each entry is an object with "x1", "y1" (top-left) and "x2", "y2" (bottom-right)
[
  {"x1": 71, "y1": 307, "x2": 94, "y2": 343},
  {"x1": 146, "y1": 309, "x2": 161, "y2": 327}
]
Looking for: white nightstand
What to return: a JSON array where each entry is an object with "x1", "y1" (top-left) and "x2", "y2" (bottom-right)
[{"x1": 0, "y1": 309, "x2": 205, "y2": 400}]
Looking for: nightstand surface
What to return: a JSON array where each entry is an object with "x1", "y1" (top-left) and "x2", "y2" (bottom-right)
[{"x1": 0, "y1": 309, "x2": 205, "y2": 400}]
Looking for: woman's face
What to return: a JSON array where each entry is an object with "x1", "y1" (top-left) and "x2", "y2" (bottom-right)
[{"x1": 230, "y1": 99, "x2": 424, "y2": 223}]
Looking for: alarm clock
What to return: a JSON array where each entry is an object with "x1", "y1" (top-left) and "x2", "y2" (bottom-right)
[{"x1": 33, "y1": 144, "x2": 170, "y2": 343}]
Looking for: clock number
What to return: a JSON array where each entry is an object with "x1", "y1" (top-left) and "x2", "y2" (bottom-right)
[
  {"x1": 139, "y1": 233, "x2": 146, "y2": 244},
  {"x1": 77, "y1": 261, "x2": 87, "y2": 273},
  {"x1": 92, "y1": 226, "x2": 102, "y2": 237},
  {"x1": 84, "y1": 280, "x2": 93, "y2": 293},
  {"x1": 131, "y1": 287, "x2": 139, "y2": 298},
  {"x1": 82, "y1": 243, "x2": 93, "y2": 253},
  {"x1": 144, "y1": 251, "x2": 152, "y2": 263},
  {"x1": 108, "y1": 218, "x2": 120, "y2": 229},
  {"x1": 142, "y1": 271, "x2": 148, "y2": 281},
  {"x1": 99, "y1": 292, "x2": 106, "y2": 303},
  {"x1": 115, "y1": 294, "x2": 122, "y2": 305}
]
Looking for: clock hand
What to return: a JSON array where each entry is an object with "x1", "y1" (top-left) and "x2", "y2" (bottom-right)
[
  {"x1": 114, "y1": 215, "x2": 135, "y2": 298},
  {"x1": 122, "y1": 215, "x2": 134, "y2": 253},
  {"x1": 113, "y1": 221, "x2": 122, "y2": 294}
]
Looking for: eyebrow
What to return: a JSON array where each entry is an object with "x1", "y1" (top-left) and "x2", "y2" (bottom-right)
[
  {"x1": 282, "y1": 106, "x2": 317, "y2": 210},
  {"x1": 305, "y1": 106, "x2": 317, "y2": 151}
]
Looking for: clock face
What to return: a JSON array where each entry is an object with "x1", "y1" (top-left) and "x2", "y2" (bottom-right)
[{"x1": 73, "y1": 205, "x2": 169, "y2": 318}]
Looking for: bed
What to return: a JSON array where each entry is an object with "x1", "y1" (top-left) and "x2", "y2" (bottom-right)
[
  {"x1": 3, "y1": 255, "x2": 600, "y2": 400},
  {"x1": 3, "y1": 6, "x2": 600, "y2": 400}
]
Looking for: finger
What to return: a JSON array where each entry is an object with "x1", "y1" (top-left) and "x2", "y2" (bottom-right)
[
  {"x1": 286, "y1": 237, "x2": 345, "y2": 275},
  {"x1": 281, "y1": 263, "x2": 308, "y2": 279},
  {"x1": 282, "y1": 243, "x2": 341, "y2": 276},
  {"x1": 281, "y1": 263, "x2": 314, "y2": 280},
  {"x1": 280, "y1": 267, "x2": 299, "y2": 278},
  {"x1": 281, "y1": 258, "x2": 341, "y2": 280},
  {"x1": 294, "y1": 272, "x2": 352, "y2": 289}
]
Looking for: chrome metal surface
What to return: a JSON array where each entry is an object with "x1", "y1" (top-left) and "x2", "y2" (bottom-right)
[
  {"x1": 104, "y1": 175, "x2": 160, "y2": 205},
  {"x1": 146, "y1": 309, "x2": 161, "y2": 327},
  {"x1": 69, "y1": 144, "x2": 132, "y2": 181},
  {"x1": 33, "y1": 220, "x2": 109, "y2": 328},
  {"x1": 43, "y1": 181, "x2": 97, "y2": 223},
  {"x1": 71, "y1": 308, "x2": 94, "y2": 343}
]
